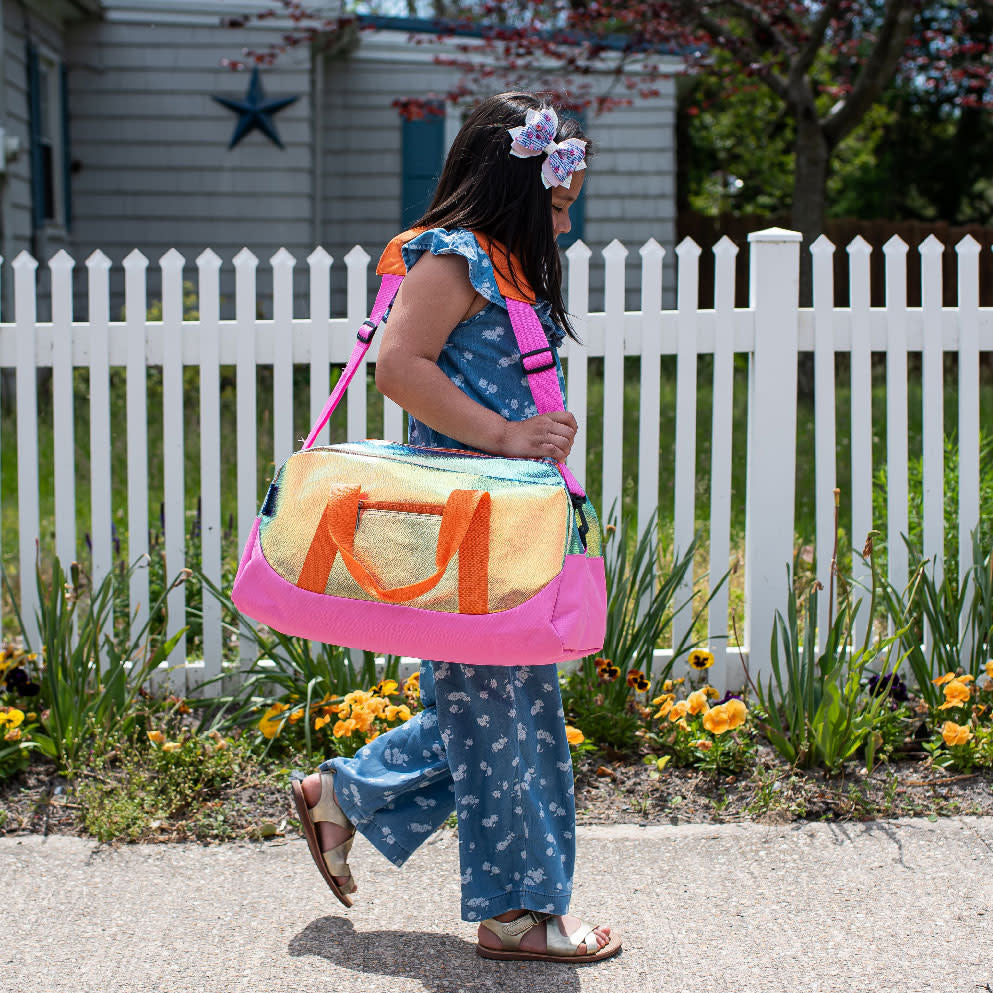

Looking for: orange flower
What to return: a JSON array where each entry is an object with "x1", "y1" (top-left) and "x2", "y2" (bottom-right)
[
  {"x1": 938, "y1": 679, "x2": 972, "y2": 710},
  {"x1": 686, "y1": 689, "x2": 710, "y2": 716},
  {"x1": 724, "y1": 698, "x2": 748, "y2": 729},
  {"x1": 702, "y1": 705, "x2": 731, "y2": 735},
  {"x1": 365, "y1": 731, "x2": 380, "y2": 743},
  {"x1": 626, "y1": 669, "x2": 649, "y2": 691},
  {"x1": 147, "y1": 730, "x2": 166, "y2": 745},
  {"x1": 652, "y1": 693, "x2": 674, "y2": 707},
  {"x1": 667, "y1": 700, "x2": 689, "y2": 722},
  {"x1": 332, "y1": 718, "x2": 358, "y2": 738},
  {"x1": 654, "y1": 699, "x2": 674, "y2": 720},
  {"x1": 314, "y1": 714, "x2": 331, "y2": 731},
  {"x1": 932, "y1": 672, "x2": 957, "y2": 686},
  {"x1": 675, "y1": 718, "x2": 690, "y2": 732},
  {"x1": 565, "y1": 725, "x2": 585, "y2": 746},
  {"x1": 941, "y1": 720, "x2": 973, "y2": 747},
  {"x1": 691, "y1": 739, "x2": 713, "y2": 751}
]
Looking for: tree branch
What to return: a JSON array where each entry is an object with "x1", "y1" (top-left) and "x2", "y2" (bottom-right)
[
  {"x1": 789, "y1": 0, "x2": 843, "y2": 84},
  {"x1": 688, "y1": 4, "x2": 793, "y2": 102},
  {"x1": 823, "y1": 0, "x2": 917, "y2": 143}
]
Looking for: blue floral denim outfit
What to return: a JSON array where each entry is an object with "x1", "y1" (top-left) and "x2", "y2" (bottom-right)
[{"x1": 322, "y1": 228, "x2": 577, "y2": 922}]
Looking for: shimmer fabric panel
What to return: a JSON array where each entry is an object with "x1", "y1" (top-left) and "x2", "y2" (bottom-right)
[{"x1": 258, "y1": 443, "x2": 575, "y2": 614}]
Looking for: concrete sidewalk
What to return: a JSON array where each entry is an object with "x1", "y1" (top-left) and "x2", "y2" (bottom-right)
[{"x1": 3, "y1": 817, "x2": 991, "y2": 992}]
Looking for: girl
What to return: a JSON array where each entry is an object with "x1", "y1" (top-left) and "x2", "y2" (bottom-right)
[{"x1": 293, "y1": 91, "x2": 620, "y2": 964}]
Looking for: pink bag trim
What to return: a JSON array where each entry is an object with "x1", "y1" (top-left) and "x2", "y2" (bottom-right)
[{"x1": 232, "y1": 517, "x2": 605, "y2": 667}]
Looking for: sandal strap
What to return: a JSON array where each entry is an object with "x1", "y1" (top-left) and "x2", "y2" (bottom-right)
[
  {"x1": 309, "y1": 771, "x2": 352, "y2": 829},
  {"x1": 321, "y1": 834, "x2": 356, "y2": 887},
  {"x1": 546, "y1": 919, "x2": 598, "y2": 957},
  {"x1": 479, "y1": 912, "x2": 550, "y2": 951}
]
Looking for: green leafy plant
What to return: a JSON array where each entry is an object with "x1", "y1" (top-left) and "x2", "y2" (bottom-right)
[
  {"x1": 2, "y1": 555, "x2": 187, "y2": 770},
  {"x1": 747, "y1": 551, "x2": 905, "y2": 775},
  {"x1": 191, "y1": 571, "x2": 403, "y2": 756},
  {"x1": 875, "y1": 529, "x2": 993, "y2": 707},
  {"x1": 561, "y1": 508, "x2": 728, "y2": 751}
]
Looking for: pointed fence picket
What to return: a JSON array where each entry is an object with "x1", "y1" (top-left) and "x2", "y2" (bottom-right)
[{"x1": 0, "y1": 228, "x2": 991, "y2": 694}]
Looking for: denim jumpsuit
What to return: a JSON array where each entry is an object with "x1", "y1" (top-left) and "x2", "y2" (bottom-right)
[{"x1": 322, "y1": 229, "x2": 577, "y2": 922}]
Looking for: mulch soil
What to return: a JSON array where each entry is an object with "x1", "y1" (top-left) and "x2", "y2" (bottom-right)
[{"x1": 3, "y1": 747, "x2": 993, "y2": 844}]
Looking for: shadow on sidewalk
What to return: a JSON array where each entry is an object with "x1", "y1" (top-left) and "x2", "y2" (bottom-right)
[{"x1": 289, "y1": 916, "x2": 589, "y2": 990}]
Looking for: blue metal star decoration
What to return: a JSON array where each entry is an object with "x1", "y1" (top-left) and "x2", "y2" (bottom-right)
[{"x1": 213, "y1": 67, "x2": 299, "y2": 149}]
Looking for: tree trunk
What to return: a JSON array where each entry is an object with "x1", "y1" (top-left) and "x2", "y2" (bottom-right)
[{"x1": 791, "y1": 110, "x2": 831, "y2": 306}]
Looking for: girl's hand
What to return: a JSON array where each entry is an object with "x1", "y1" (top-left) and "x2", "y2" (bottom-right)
[{"x1": 499, "y1": 411, "x2": 577, "y2": 462}]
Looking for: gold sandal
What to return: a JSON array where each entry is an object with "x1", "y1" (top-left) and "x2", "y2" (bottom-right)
[
  {"x1": 477, "y1": 911, "x2": 621, "y2": 963},
  {"x1": 291, "y1": 770, "x2": 357, "y2": 908}
]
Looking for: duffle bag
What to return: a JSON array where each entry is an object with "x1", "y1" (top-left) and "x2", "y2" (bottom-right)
[{"x1": 231, "y1": 231, "x2": 606, "y2": 667}]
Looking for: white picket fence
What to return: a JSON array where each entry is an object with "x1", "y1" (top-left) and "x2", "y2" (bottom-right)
[{"x1": 0, "y1": 228, "x2": 990, "y2": 693}]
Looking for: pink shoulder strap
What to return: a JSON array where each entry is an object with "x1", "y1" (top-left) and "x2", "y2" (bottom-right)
[{"x1": 300, "y1": 273, "x2": 586, "y2": 502}]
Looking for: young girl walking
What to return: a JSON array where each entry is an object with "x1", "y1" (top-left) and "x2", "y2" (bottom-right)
[{"x1": 292, "y1": 91, "x2": 620, "y2": 964}]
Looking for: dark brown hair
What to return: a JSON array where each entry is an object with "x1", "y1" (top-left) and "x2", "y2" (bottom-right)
[{"x1": 414, "y1": 92, "x2": 590, "y2": 340}]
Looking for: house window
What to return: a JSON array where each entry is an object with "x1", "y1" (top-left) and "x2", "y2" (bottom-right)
[
  {"x1": 401, "y1": 105, "x2": 445, "y2": 229},
  {"x1": 27, "y1": 43, "x2": 70, "y2": 231}
]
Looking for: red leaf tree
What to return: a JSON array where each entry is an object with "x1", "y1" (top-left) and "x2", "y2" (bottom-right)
[{"x1": 226, "y1": 1, "x2": 993, "y2": 249}]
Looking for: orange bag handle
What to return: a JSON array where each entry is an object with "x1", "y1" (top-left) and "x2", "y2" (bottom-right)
[{"x1": 297, "y1": 484, "x2": 490, "y2": 614}]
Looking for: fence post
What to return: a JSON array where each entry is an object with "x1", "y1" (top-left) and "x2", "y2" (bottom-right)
[
  {"x1": 13, "y1": 252, "x2": 40, "y2": 650},
  {"x1": 743, "y1": 228, "x2": 802, "y2": 686}
]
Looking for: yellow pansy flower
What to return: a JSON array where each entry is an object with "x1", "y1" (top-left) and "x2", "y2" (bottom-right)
[
  {"x1": 703, "y1": 686, "x2": 720, "y2": 699},
  {"x1": 0, "y1": 708, "x2": 25, "y2": 728},
  {"x1": 667, "y1": 700, "x2": 689, "y2": 722},
  {"x1": 565, "y1": 725, "x2": 585, "y2": 746},
  {"x1": 651, "y1": 692, "x2": 675, "y2": 707},
  {"x1": 258, "y1": 702, "x2": 290, "y2": 739},
  {"x1": 932, "y1": 672, "x2": 957, "y2": 686},
  {"x1": 374, "y1": 679, "x2": 399, "y2": 697},
  {"x1": 314, "y1": 714, "x2": 331, "y2": 731},
  {"x1": 688, "y1": 649, "x2": 715, "y2": 671},
  {"x1": 333, "y1": 718, "x2": 358, "y2": 738}
]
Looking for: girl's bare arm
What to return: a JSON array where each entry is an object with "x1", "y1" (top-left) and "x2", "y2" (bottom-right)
[{"x1": 375, "y1": 252, "x2": 576, "y2": 461}]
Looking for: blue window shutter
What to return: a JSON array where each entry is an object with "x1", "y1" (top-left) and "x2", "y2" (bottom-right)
[
  {"x1": 26, "y1": 43, "x2": 44, "y2": 230},
  {"x1": 61, "y1": 62, "x2": 71, "y2": 231},
  {"x1": 401, "y1": 108, "x2": 445, "y2": 229},
  {"x1": 557, "y1": 111, "x2": 586, "y2": 249}
]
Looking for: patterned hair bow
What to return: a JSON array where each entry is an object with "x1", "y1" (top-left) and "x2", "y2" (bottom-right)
[{"x1": 508, "y1": 107, "x2": 587, "y2": 190}]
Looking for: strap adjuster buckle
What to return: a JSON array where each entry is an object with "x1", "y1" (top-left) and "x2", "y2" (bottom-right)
[
  {"x1": 357, "y1": 319, "x2": 379, "y2": 344},
  {"x1": 521, "y1": 346, "x2": 555, "y2": 375},
  {"x1": 570, "y1": 492, "x2": 589, "y2": 549}
]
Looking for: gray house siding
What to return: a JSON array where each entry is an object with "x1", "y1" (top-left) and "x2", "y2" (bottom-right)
[
  {"x1": 321, "y1": 29, "x2": 677, "y2": 312},
  {"x1": 64, "y1": 14, "x2": 314, "y2": 317},
  {"x1": 1, "y1": 0, "x2": 72, "y2": 319}
]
